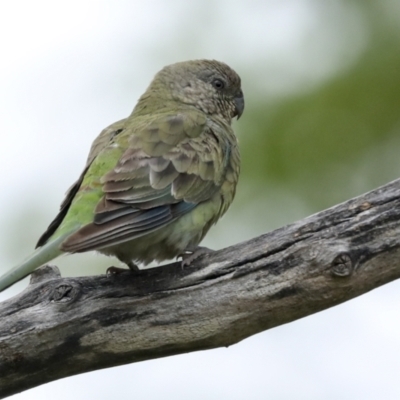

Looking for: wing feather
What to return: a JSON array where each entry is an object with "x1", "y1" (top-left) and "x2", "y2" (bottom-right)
[
  {"x1": 60, "y1": 111, "x2": 230, "y2": 253},
  {"x1": 36, "y1": 119, "x2": 126, "y2": 247}
]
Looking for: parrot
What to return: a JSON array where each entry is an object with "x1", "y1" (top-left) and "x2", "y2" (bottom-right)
[{"x1": 0, "y1": 59, "x2": 244, "y2": 293}]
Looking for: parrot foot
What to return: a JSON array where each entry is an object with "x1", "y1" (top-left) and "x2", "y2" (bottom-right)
[
  {"x1": 180, "y1": 246, "x2": 214, "y2": 267},
  {"x1": 106, "y1": 266, "x2": 129, "y2": 276},
  {"x1": 106, "y1": 261, "x2": 140, "y2": 276}
]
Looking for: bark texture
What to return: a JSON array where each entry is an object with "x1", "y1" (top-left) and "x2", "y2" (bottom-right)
[{"x1": 1, "y1": 178, "x2": 400, "y2": 398}]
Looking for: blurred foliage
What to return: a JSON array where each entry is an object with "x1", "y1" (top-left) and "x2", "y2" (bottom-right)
[{"x1": 238, "y1": 0, "x2": 400, "y2": 213}]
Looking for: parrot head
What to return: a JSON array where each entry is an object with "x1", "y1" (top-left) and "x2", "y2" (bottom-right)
[{"x1": 144, "y1": 59, "x2": 244, "y2": 123}]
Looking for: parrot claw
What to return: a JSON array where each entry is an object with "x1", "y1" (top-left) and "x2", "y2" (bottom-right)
[
  {"x1": 180, "y1": 246, "x2": 214, "y2": 267},
  {"x1": 106, "y1": 266, "x2": 130, "y2": 276},
  {"x1": 106, "y1": 261, "x2": 140, "y2": 276}
]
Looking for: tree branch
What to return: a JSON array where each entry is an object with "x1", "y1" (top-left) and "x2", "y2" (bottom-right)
[{"x1": 2, "y1": 178, "x2": 400, "y2": 398}]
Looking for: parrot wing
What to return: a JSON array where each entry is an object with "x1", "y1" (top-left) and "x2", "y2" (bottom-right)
[
  {"x1": 58, "y1": 111, "x2": 228, "y2": 252},
  {"x1": 36, "y1": 119, "x2": 127, "y2": 247}
]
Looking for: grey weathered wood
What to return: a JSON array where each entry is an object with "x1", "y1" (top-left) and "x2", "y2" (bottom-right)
[{"x1": 2, "y1": 178, "x2": 400, "y2": 398}]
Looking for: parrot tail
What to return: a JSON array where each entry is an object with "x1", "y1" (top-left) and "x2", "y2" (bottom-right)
[{"x1": 0, "y1": 234, "x2": 68, "y2": 293}]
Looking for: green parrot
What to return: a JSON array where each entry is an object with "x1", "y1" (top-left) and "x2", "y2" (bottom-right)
[{"x1": 0, "y1": 59, "x2": 244, "y2": 293}]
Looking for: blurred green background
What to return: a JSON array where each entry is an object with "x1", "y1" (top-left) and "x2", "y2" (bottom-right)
[
  {"x1": 210, "y1": 0, "x2": 400, "y2": 249},
  {"x1": 1, "y1": 1, "x2": 400, "y2": 399},
  {"x1": 239, "y1": 1, "x2": 400, "y2": 220}
]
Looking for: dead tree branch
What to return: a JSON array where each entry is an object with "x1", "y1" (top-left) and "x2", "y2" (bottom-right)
[{"x1": 1, "y1": 178, "x2": 400, "y2": 398}]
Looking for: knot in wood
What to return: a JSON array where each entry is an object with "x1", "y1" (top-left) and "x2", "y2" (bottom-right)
[
  {"x1": 359, "y1": 201, "x2": 371, "y2": 211},
  {"x1": 29, "y1": 265, "x2": 61, "y2": 285},
  {"x1": 331, "y1": 253, "x2": 353, "y2": 277},
  {"x1": 51, "y1": 284, "x2": 77, "y2": 303}
]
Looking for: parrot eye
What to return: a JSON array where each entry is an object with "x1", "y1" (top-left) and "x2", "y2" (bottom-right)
[{"x1": 212, "y1": 78, "x2": 225, "y2": 90}]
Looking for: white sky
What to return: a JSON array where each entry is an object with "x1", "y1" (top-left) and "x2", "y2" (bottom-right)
[{"x1": 2, "y1": 1, "x2": 400, "y2": 399}]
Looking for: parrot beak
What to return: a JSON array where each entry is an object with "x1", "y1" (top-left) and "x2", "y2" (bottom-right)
[{"x1": 234, "y1": 91, "x2": 245, "y2": 119}]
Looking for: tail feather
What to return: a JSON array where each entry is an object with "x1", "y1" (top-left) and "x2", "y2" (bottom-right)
[{"x1": 0, "y1": 234, "x2": 68, "y2": 293}]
